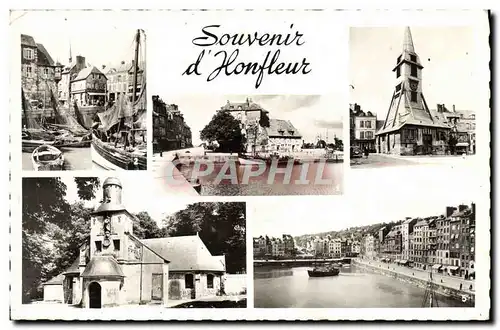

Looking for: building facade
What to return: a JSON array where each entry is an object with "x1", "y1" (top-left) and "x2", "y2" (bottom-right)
[
  {"x1": 375, "y1": 27, "x2": 452, "y2": 155},
  {"x1": 21, "y1": 34, "x2": 63, "y2": 111},
  {"x1": 42, "y1": 178, "x2": 225, "y2": 308},
  {"x1": 350, "y1": 104, "x2": 377, "y2": 152},
  {"x1": 70, "y1": 66, "x2": 107, "y2": 107},
  {"x1": 221, "y1": 99, "x2": 302, "y2": 155},
  {"x1": 152, "y1": 95, "x2": 193, "y2": 152}
]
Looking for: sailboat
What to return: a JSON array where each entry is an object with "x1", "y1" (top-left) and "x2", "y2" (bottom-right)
[{"x1": 90, "y1": 29, "x2": 147, "y2": 170}]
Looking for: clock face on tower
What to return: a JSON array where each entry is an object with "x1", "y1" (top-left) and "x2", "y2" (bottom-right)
[{"x1": 409, "y1": 80, "x2": 419, "y2": 91}]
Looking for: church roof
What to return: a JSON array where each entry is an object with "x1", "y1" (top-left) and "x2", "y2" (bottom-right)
[
  {"x1": 81, "y1": 255, "x2": 124, "y2": 278},
  {"x1": 63, "y1": 257, "x2": 80, "y2": 275},
  {"x1": 141, "y1": 235, "x2": 226, "y2": 272},
  {"x1": 93, "y1": 202, "x2": 126, "y2": 214},
  {"x1": 266, "y1": 119, "x2": 302, "y2": 138},
  {"x1": 403, "y1": 26, "x2": 415, "y2": 53}
]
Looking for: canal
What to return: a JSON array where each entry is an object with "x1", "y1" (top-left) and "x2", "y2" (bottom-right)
[
  {"x1": 22, "y1": 147, "x2": 92, "y2": 170},
  {"x1": 177, "y1": 162, "x2": 344, "y2": 196},
  {"x1": 254, "y1": 266, "x2": 467, "y2": 308}
]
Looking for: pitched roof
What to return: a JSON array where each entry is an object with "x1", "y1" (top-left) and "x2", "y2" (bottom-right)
[
  {"x1": 220, "y1": 99, "x2": 269, "y2": 113},
  {"x1": 63, "y1": 257, "x2": 80, "y2": 275},
  {"x1": 73, "y1": 66, "x2": 105, "y2": 81},
  {"x1": 141, "y1": 235, "x2": 226, "y2": 272},
  {"x1": 21, "y1": 34, "x2": 36, "y2": 47},
  {"x1": 81, "y1": 255, "x2": 124, "y2": 278},
  {"x1": 36, "y1": 43, "x2": 54, "y2": 66},
  {"x1": 106, "y1": 61, "x2": 131, "y2": 74},
  {"x1": 267, "y1": 119, "x2": 302, "y2": 138},
  {"x1": 43, "y1": 273, "x2": 65, "y2": 286}
]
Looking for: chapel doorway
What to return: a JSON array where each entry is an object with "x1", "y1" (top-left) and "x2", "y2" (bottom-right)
[
  {"x1": 151, "y1": 273, "x2": 163, "y2": 301},
  {"x1": 88, "y1": 282, "x2": 102, "y2": 309}
]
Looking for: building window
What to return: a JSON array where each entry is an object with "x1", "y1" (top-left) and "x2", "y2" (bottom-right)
[
  {"x1": 95, "y1": 241, "x2": 102, "y2": 253},
  {"x1": 23, "y1": 48, "x2": 34, "y2": 60},
  {"x1": 410, "y1": 54, "x2": 417, "y2": 62},
  {"x1": 43, "y1": 67, "x2": 49, "y2": 76},
  {"x1": 113, "y1": 239, "x2": 120, "y2": 251},
  {"x1": 360, "y1": 131, "x2": 365, "y2": 139},
  {"x1": 395, "y1": 83, "x2": 402, "y2": 92},
  {"x1": 410, "y1": 92, "x2": 418, "y2": 102},
  {"x1": 207, "y1": 274, "x2": 214, "y2": 289},
  {"x1": 410, "y1": 64, "x2": 417, "y2": 77},
  {"x1": 360, "y1": 121, "x2": 364, "y2": 128},
  {"x1": 396, "y1": 66, "x2": 401, "y2": 78},
  {"x1": 185, "y1": 274, "x2": 194, "y2": 289},
  {"x1": 366, "y1": 121, "x2": 372, "y2": 128},
  {"x1": 26, "y1": 66, "x2": 32, "y2": 76}
]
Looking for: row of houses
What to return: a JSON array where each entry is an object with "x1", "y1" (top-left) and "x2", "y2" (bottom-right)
[
  {"x1": 361, "y1": 203, "x2": 475, "y2": 279},
  {"x1": 303, "y1": 236, "x2": 361, "y2": 258},
  {"x1": 21, "y1": 34, "x2": 144, "y2": 111},
  {"x1": 253, "y1": 235, "x2": 296, "y2": 258},
  {"x1": 152, "y1": 95, "x2": 193, "y2": 152}
]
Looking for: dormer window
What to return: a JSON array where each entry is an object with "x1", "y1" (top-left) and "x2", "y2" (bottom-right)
[
  {"x1": 278, "y1": 130, "x2": 284, "y2": 135},
  {"x1": 410, "y1": 54, "x2": 417, "y2": 62},
  {"x1": 288, "y1": 130, "x2": 294, "y2": 135}
]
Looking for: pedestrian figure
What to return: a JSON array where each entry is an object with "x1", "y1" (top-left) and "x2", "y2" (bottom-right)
[
  {"x1": 364, "y1": 147, "x2": 369, "y2": 158},
  {"x1": 460, "y1": 283, "x2": 463, "y2": 290}
]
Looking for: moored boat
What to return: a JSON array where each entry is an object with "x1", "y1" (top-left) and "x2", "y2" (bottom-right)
[
  {"x1": 307, "y1": 264, "x2": 340, "y2": 277},
  {"x1": 238, "y1": 156, "x2": 266, "y2": 165},
  {"x1": 31, "y1": 144, "x2": 64, "y2": 171}
]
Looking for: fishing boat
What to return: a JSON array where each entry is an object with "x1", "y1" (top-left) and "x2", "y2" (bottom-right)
[
  {"x1": 90, "y1": 29, "x2": 147, "y2": 171},
  {"x1": 308, "y1": 264, "x2": 340, "y2": 277},
  {"x1": 31, "y1": 144, "x2": 64, "y2": 171},
  {"x1": 238, "y1": 155, "x2": 266, "y2": 165}
]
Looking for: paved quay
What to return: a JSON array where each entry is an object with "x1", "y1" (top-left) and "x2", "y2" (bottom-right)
[
  {"x1": 151, "y1": 150, "x2": 200, "y2": 196},
  {"x1": 354, "y1": 259, "x2": 475, "y2": 294}
]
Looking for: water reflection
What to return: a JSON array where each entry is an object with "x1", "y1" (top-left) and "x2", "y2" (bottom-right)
[
  {"x1": 254, "y1": 265, "x2": 467, "y2": 308},
  {"x1": 178, "y1": 162, "x2": 343, "y2": 196}
]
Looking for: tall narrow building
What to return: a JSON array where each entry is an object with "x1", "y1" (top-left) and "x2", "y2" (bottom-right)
[{"x1": 376, "y1": 27, "x2": 451, "y2": 155}]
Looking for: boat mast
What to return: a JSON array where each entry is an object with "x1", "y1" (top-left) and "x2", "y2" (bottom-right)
[{"x1": 132, "y1": 29, "x2": 140, "y2": 103}]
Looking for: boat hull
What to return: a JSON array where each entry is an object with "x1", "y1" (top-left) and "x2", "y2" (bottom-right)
[
  {"x1": 307, "y1": 269, "x2": 340, "y2": 277},
  {"x1": 238, "y1": 157, "x2": 266, "y2": 165},
  {"x1": 31, "y1": 145, "x2": 64, "y2": 171},
  {"x1": 91, "y1": 132, "x2": 147, "y2": 170}
]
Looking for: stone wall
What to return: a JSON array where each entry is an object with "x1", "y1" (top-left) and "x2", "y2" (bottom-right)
[
  {"x1": 353, "y1": 260, "x2": 475, "y2": 306},
  {"x1": 168, "y1": 272, "x2": 222, "y2": 300}
]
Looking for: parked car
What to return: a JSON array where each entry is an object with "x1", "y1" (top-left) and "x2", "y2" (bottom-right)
[{"x1": 350, "y1": 146, "x2": 363, "y2": 158}]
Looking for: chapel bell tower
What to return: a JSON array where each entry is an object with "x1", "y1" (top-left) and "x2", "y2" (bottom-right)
[
  {"x1": 90, "y1": 177, "x2": 134, "y2": 261},
  {"x1": 392, "y1": 27, "x2": 424, "y2": 105}
]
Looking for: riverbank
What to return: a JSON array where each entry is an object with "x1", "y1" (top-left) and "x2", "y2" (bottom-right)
[{"x1": 353, "y1": 259, "x2": 475, "y2": 306}]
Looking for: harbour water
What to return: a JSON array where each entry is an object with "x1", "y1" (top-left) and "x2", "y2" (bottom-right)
[
  {"x1": 177, "y1": 162, "x2": 344, "y2": 196},
  {"x1": 22, "y1": 147, "x2": 92, "y2": 170},
  {"x1": 254, "y1": 265, "x2": 466, "y2": 308}
]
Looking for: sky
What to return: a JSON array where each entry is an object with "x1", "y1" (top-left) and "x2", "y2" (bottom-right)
[
  {"x1": 154, "y1": 94, "x2": 344, "y2": 146},
  {"x1": 252, "y1": 165, "x2": 478, "y2": 238},
  {"x1": 11, "y1": 11, "x2": 143, "y2": 69},
  {"x1": 349, "y1": 26, "x2": 484, "y2": 118},
  {"x1": 62, "y1": 175, "x2": 191, "y2": 226}
]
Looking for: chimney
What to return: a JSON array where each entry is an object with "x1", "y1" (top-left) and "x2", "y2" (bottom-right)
[
  {"x1": 76, "y1": 55, "x2": 86, "y2": 71},
  {"x1": 121, "y1": 60, "x2": 125, "y2": 65},
  {"x1": 459, "y1": 204, "x2": 468, "y2": 212},
  {"x1": 446, "y1": 206, "x2": 456, "y2": 217},
  {"x1": 453, "y1": 104, "x2": 456, "y2": 112},
  {"x1": 102, "y1": 65, "x2": 106, "y2": 70}
]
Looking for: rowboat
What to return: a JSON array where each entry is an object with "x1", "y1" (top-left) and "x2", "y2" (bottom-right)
[
  {"x1": 308, "y1": 265, "x2": 340, "y2": 277},
  {"x1": 32, "y1": 145, "x2": 64, "y2": 171}
]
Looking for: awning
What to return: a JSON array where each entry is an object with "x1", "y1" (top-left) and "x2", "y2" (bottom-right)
[
  {"x1": 448, "y1": 266, "x2": 460, "y2": 271},
  {"x1": 87, "y1": 92, "x2": 106, "y2": 96},
  {"x1": 432, "y1": 264, "x2": 442, "y2": 270},
  {"x1": 456, "y1": 142, "x2": 469, "y2": 147}
]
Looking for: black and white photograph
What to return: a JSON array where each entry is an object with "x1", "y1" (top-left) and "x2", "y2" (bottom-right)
[
  {"x1": 253, "y1": 196, "x2": 477, "y2": 308},
  {"x1": 152, "y1": 95, "x2": 344, "y2": 196},
  {"x1": 18, "y1": 11, "x2": 147, "y2": 171},
  {"x1": 349, "y1": 26, "x2": 480, "y2": 169},
  {"x1": 21, "y1": 176, "x2": 247, "y2": 310}
]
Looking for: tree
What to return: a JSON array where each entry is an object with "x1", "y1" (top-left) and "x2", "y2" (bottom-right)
[
  {"x1": 22, "y1": 177, "x2": 100, "y2": 303},
  {"x1": 200, "y1": 110, "x2": 246, "y2": 153},
  {"x1": 316, "y1": 139, "x2": 327, "y2": 149},
  {"x1": 164, "y1": 202, "x2": 246, "y2": 273},
  {"x1": 133, "y1": 211, "x2": 167, "y2": 239}
]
